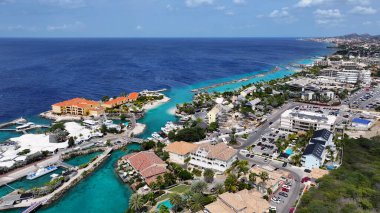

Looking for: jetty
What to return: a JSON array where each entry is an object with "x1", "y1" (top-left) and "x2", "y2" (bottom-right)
[
  {"x1": 0, "y1": 118, "x2": 27, "y2": 129},
  {"x1": 191, "y1": 66, "x2": 281, "y2": 93}
]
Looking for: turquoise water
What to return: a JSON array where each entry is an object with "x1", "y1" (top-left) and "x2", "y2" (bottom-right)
[
  {"x1": 157, "y1": 199, "x2": 173, "y2": 210},
  {"x1": 0, "y1": 168, "x2": 65, "y2": 197},
  {"x1": 64, "y1": 151, "x2": 102, "y2": 167},
  {"x1": 285, "y1": 148, "x2": 293, "y2": 155}
]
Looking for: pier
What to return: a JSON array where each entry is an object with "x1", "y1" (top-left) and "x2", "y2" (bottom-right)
[
  {"x1": 191, "y1": 66, "x2": 282, "y2": 93},
  {"x1": 22, "y1": 199, "x2": 47, "y2": 213},
  {"x1": 0, "y1": 118, "x2": 27, "y2": 129},
  {"x1": 0, "y1": 125, "x2": 50, "y2": 133}
]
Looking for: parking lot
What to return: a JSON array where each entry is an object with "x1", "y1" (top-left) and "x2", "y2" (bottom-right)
[
  {"x1": 345, "y1": 86, "x2": 380, "y2": 110},
  {"x1": 248, "y1": 128, "x2": 290, "y2": 157},
  {"x1": 270, "y1": 178, "x2": 297, "y2": 212}
]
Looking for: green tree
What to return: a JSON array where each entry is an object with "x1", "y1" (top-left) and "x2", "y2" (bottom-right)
[
  {"x1": 191, "y1": 181, "x2": 207, "y2": 194},
  {"x1": 129, "y1": 194, "x2": 143, "y2": 212},
  {"x1": 224, "y1": 174, "x2": 238, "y2": 192},
  {"x1": 249, "y1": 172, "x2": 257, "y2": 183},
  {"x1": 169, "y1": 193, "x2": 183, "y2": 213},
  {"x1": 259, "y1": 171, "x2": 269, "y2": 184},
  {"x1": 203, "y1": 169, "x2": 215, "y2": 183},
  {"x1": 68, "y1": 137, "x2": 75, "y2": 148},
  {"x1": 214, "y1": 183, "x2": 225, "y2": 194},
  {"x1": 187, "y1": 193, "x2": 206, "y2": 212},
  {"x1": 158, "y1": 205, "x2": 170, "y2": 213}
]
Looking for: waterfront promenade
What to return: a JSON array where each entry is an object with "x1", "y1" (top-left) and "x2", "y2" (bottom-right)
[
  {"x1": 0, "y1": 155, "x2": 61, "y2": 187},
  {"x1": 10, "y1": 148, "x2": 112, "y2": 210}
]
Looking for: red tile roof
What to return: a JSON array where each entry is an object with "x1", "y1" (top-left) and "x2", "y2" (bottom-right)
[
  {"x1": 127, "y1": 92, "x2": 139, "y2": 101},
  {"x1": 103, "y1": 96, "x2": 128, "y2": 105},
  {"x1": 124, "y1": 151, "x2": 167, "y2": 184},
  {"x1": 53, "y1": 98, "x2": 99, "y2": 108}
]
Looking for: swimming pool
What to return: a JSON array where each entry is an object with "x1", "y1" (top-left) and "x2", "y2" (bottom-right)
[
  {"x1": 157, "y1": 199, "x2": 173, "y2": 210},
  {"x1": 285, "y1": 148, "x2": 293, "y2": 155}
]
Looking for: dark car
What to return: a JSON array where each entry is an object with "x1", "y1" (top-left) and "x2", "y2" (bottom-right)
[
  {"x1": 250, "y1": 154, "x2": 255, "y2": 158},
  {"x1": 282, "y1": 162, "x2": 288, "y2": 167},
  {"x1": 246, "y1": 154, "x2": 250, "y2": 157},
  {"x1": 304, "y1": 169, "x2": 311, "y2": 173},
  {"x1": 301, "y1": 177, "x2": 311, "y2": 183},
  {"x1": 279, "y1": 192, "x2": 288, "y2": 197}
]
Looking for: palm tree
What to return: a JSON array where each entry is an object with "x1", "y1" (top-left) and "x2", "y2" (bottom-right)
[
  {"x1": 191, "y1": 181, "x2": 207, "y2": 193},
  {"x1": 187, "y1": 193, "x2": 206, "y2": 212},
  {"x1": 129, "y1": 194, "x2": 143, "y2": 212},
  {"x1": 214, "y1": 183, "x2": 225, "y2": 194},
  {"x1": 169, "y1": 193, "x2": 183, "y2": 213},
  {"x1": 237, "y1": 160, "x2": 249, "y2": 174},
  {"x1": 249, "y1": 172, "x2": 257, "y2": 183},
  {"x1": 259, "y1": 171, "x2": 269, "y2": 184},
  {"x1": 203, "y1": 169, "x2": 215, "y2": 183},
  {"x1": 224, "y1": 174, "x2": 238, "y2": 192}
]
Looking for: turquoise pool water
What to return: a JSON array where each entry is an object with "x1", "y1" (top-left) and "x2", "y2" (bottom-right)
[
  {"x1": 157, "y1": 199, "x2": 173, "y2": 210},
  {"x1": 285, "y1": 148, "x2": 293, "y2": 155}
]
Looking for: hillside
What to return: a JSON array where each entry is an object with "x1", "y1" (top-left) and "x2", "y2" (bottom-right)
[{"x1": 297, "y1": 136, "x2": 380, "y2": 213}]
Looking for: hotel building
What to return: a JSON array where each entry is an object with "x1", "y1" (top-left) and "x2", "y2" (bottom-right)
[
  {"x1": 280, "y1": 109, "x2": 337, "y2": 132},
  {"x1": 52, "y1": 98, "x2": 104, "y2": 116}
]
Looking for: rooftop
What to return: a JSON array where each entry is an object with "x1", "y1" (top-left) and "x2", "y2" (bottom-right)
[
  {"x1": 164, "y1": 141, "x2": 198, "y2": 156},
  {"x1": 192, "y1": 142, "x2": 237, "y2": 162},
  {"x1": 52, "y1": 98, "x2": 99, "y2": 108}
]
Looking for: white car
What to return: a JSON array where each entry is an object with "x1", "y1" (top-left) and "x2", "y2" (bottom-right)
[
  {"x1": 282, "y1": 185, "x2": 291, "y2": 190},
  {"x1": 271, "y1": 197, "x2": 281, "y2": 204},
  {"x1": 269, "y1": 206, "x2": 277, "y2": 211}
]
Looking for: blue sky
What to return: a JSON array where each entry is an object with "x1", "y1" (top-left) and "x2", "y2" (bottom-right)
[{"x1": 0, "y1": 0, "x2": 379, "y2": 37}]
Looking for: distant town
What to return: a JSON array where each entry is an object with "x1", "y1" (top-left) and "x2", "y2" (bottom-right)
[{"x1": 0, "y1": 34, "x2": 380, "y2": 213}]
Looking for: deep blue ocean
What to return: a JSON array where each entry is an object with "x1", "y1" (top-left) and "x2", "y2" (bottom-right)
[
  {"x1": 0, "y1": 38, "x2": 329, "y2": 123},
  {"x1": 0, "y1": 38, "x2": 332, "y2": 213}
]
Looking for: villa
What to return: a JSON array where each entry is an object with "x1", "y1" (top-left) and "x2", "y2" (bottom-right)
[
  {"x1": 102, "y1": 92, "x2": 139, "y2": 109},
  {"x1": 189, "y1": 142, "x2": 237, "y2": 172},
  {"x1": 164, "y1": 141, "x2": 198, "y2": 164},
  {"x1": 123, "y1": 151, "x2": 167, "y2": 185},
  {"x1": 204, "y1": 189, "x2": 270, "y2": 213},
  {"x1": 301, "y1": 129, "x2": 334, "y2": 169},
  {"x1": 52, "y1": 98, "x2": 104, "y2": 116},
  {"x1": 250, "y1": 166, "x2": 291, "y2": 194}
]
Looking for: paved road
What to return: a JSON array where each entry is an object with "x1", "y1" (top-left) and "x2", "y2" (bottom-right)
[
  {"x1": 237, "y1": 102, "x2": 303, "y2": 149},
  {"x1": 238, "y1": 153, "x2": 305, "y2": 213}
]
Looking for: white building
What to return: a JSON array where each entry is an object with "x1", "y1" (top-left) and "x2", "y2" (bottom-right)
[
  {"x1": 336, "y1": 69, "x2": 360, "y2": 84},
  {"x1": 301, "y1": 91, "x2": 315, "y2": 101},
  {"x1": 189, "y1": 142, "x2": 238, "y2": 172},
  {"x1": 301, "y1": 143, "x2": 326, "y2": 170},
  {"x1": 207, "y1": 105, "x2": 220, "y2": 124},
  {"x1": 246, "y1": 98, "x2": 261, "y2": 110},
  {"x1": 164, "y1": 141, "x2": 198, "y2": 164},
  {"x1": 280, "y1": 109, "x2": 337, "y2": 132},
  {"x1": 240, "y1": 85, "x2": 257, "y2": 97}
]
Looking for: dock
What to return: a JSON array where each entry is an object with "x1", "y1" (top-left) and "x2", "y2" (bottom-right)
[
  {"x1": 22, "y1": 199, "x2": 47, "y2": 213},
  {"x1": 0, "y1": 125, "x2": 50, "y2": 133},
  {"x1": 0, "y1": 118, "x2": 27, "y2": 129}
]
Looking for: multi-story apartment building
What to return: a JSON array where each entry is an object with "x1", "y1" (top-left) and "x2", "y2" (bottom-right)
[
  {"x1": 52, "y1": 98, "x2": 104, "y2": 116},
  {"x1": 280, "y1": 109, "x2": 337, "y2": 132},
  {"x1": 189, "y1": 142, "x2": 237, "y2": 172}
]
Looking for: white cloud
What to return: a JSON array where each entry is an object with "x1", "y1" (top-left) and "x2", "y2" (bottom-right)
[
  {"x1": 314, "y1": 9, "x2": 343, "y2": 25},
  {"x1": 269, "y1": 8, "x2": 290, "y2": 18},
  {"x1": 46, "y1": 21, "x2": 84, "y2": 31},
  {"x1": 39, "y1": 0, "x2": 86, "y2": 9},
  {"x1": 295, "y1": 0, "x2": 326, "y2": 7},
  {"x1": 225, "y1": 11, "x2": 235, "y2": 16},
  {"x1": 350, "y1": 6, "x2": 377, "y2": 15},
  {"x1": 268, "y1": 7, "x2": 296, "y2": 23},
  {"x1": 314, "y1": 9, "x2": 342, "y2": 18},
  {"x1": 233, "y1": 0, "x2": 246, "y2": 4},
  {"x1": 1, "y1": 25, "x2": 38, "y2": 32},
  {"x1": 345, "y1": 0, "x2": 370, "y2": 5},
  {"x1": 136, "y1": 25, "x2": 142, "y2": 30},
  {"x1": 185, "y1": 0, "x2": 214, "y2": 7},
  {"x1": 215, "y1": 5, "x2": 225, "y2": 11},
  {"x1": 362, "y1": 21, "x2": 372, "y2": 25}
]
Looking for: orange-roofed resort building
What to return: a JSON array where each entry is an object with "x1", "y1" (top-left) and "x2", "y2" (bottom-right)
[
  {"x1": 51, "y1": 98, "x2": 105, "y2": 116},
  {"x1": 51, "y1": 92, "x2": 139, "y2": 116}
]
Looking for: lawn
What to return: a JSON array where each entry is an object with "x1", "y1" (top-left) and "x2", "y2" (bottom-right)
[
  {"x1": 157, "y1": 193, "x2": 171, "y2": 202},
  {"x1": 168, "y1": 184, "x2": 190, "y2": 194}
]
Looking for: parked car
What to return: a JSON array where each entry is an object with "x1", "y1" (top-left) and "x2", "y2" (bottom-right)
[
  {"x1": 279, "y1": 192, "x2": 288, "y2": 197},
  {"x1": 282, "y1": 185, "x2": 291, "y2": 190},
  {"x1": 282, "y1": 162, "x2": 288, "y2": 167},
  {"x1": 269, "y1": 206, "x2": 277, "y2": 212},
  {"x1": 304, "y1": 169, "x2": 311, "y2": 173},
  {"x1": 282, "y1": 187, "x2": 289, "y2": 192},
  {"x1": 271, "y1": 197, "x2": 281, "y2": 204},
  {"x1": 301, "y1": 177, "x2": 311, "y2": 183}
]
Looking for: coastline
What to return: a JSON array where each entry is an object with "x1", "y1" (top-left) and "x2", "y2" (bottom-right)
[{"x1": 142, "y1": 96, "x2": 171, "y2": 111}]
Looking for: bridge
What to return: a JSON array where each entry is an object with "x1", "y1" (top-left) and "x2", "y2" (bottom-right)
[
  {"x1": 57, "y1": 161, "x2": 74, "y2": 169},
  {"x1": 127, "y1": 137, "x2": 144, "y2": 144},
  {"x1": 22, "y1": 199, "x2": 47, "y2": 213}
]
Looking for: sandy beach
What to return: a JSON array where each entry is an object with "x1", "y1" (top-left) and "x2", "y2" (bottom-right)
[{"x1": 142, "y1": 96, "x2": 170, "y2": 111}]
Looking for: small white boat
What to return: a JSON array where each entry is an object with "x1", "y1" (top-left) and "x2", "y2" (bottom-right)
[
  {"x1": 16, "y1": 122, "x2": 34, "y2": 130},
  {"x1": 27, "y1": 165, "x2": 58, "y2": 180}
]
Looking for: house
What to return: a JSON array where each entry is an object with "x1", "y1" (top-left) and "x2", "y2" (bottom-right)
[
  {"x1": 246, "y1": 98, "x2": 261, "y2": 110},
  {"x1": 127, "y1": 92, "x2": 139, "y2": 101},
  {"x1": 250, "y1": 166, "x2": 291, "y2": 194},
  {"x1": 189, "y1": 142, "x2": 237, "y2": 172},
  {"x1": 240, "y1": 85, "x2": 257, "y2": 97},
  {"x1": 301, "y1": 143, "x2": 326, "y2": 170},
  {"x1": 207, "y1": 105, "x2": 220, "y2": 124},
  {"x1": 204, "y1": 189, "x2": 270, "y2": 213},
  {"x1": 309, "y1": 129, "x2": 334, "y2": 147},
  {"x1": 164, "y1": 141, "x2": 198, "y2": 164},
  {"x1": 123, "y1": 151, "x2": 168, "y2": 185},
  {"x1": 52, "y1": 98, "x2": 104, "y2": 116}
]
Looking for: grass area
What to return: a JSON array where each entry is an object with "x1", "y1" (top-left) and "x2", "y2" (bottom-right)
[
  {"x1": 168, "y1": 184, "x2": 190, "y2": 194},
  {"x1": 297, "y1": 136, "x2": 380, "y2": 213},
  {"x1": 156, "y1": 193, "x2": 171, "y2": 202}
]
